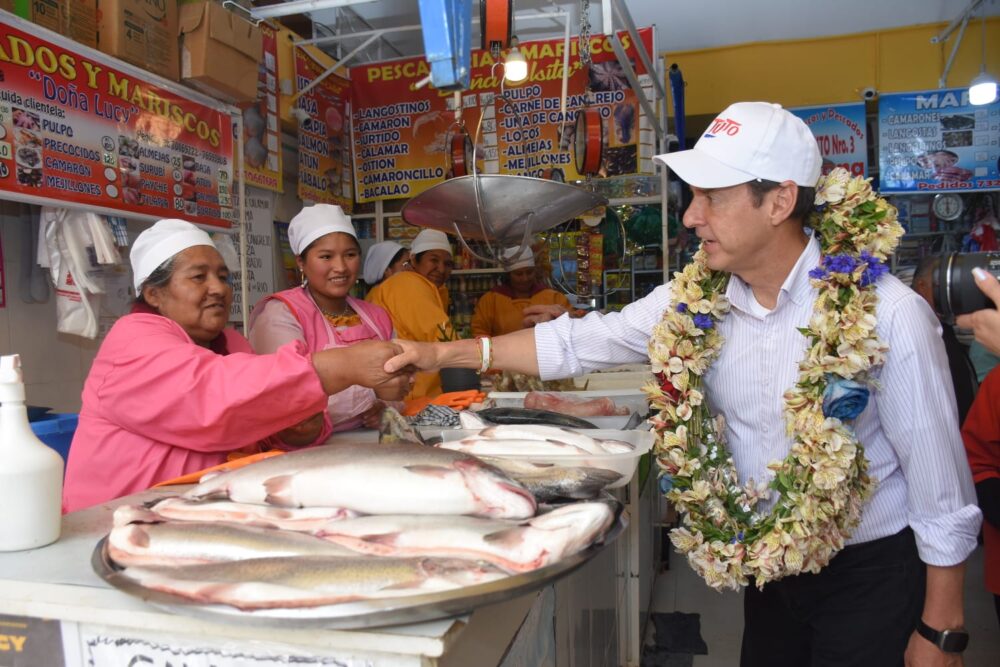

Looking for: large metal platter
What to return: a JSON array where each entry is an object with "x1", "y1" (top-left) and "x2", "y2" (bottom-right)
[
  {"x1": 400, "y1": 175, "x2": 608, "y2": 243},
  {"x1": 91, "y1": 506, "x2": 627, "y2": 630}
]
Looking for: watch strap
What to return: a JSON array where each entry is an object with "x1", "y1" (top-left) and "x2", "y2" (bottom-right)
[{"x1": 916, "y1": 619, "x2": 969, "y2": 653}]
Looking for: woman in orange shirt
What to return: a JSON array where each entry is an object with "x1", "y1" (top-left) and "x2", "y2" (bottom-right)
[{"x1": 471, "y1": 246, "x2": 571, "y2": 338}]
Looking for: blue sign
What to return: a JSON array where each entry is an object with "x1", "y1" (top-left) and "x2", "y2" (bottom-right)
[
  {"x1": 878, "y1": 88, "x2": 1000, "y2": 193},
  {"x1": 790, "y1": 103, "x2": 868, "y2": 177}
]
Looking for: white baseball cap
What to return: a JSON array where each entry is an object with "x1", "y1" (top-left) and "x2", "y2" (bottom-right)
[
  {"x1": 288, "y1": 204, "x2": 355, "y2": 256},
  {"x1": 410, "y1": 229, "x2": 453, "y2": 256},
  {"x1": 655, "y1": 102, "x2": 821, "y2": 188},
  {"x1": 502, "y1": 246, "x2": 534, "y2": 271},
  {"x1": 130, "y1": 219, "x2": 216, "y2": 293}
]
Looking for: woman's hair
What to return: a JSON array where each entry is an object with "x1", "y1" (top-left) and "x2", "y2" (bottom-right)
[
  {"x1": 135, "y1": 257, "x2": 175, "y2": 304},
  {"x1": 389, "y1": 248, "x2": 408, "y2": 268}
]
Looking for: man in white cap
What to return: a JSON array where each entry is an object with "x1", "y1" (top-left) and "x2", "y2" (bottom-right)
[
  {"x1": 385, "y1": 102, "x2": 980, "y2": 665},
  {"x1": 471, "y1": 245, "x2": 571, "y2": 338},
  {"x1": 64, "y1": 218, "x2": 412, "y2": 513},
  {"x1": 368, "y1": 228, "x2": 457, "y2": 398}
]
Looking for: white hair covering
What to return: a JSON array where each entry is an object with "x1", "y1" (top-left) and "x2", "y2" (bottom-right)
[
  {"x1": 502, "y1": 246, "x2": 535, "y2": 271},
  {"x1": 288, "y1": 204, "x2": 355, "y2": 256},
  {"x1": 130, "y1": 219, "x2": 216, "y2": 293},
  {"x1": 410, "y1": 229, "x2": 452, "y2": 256},
  {"x1": 363, "y1": 240, "x2": 406, "y2": 286}
]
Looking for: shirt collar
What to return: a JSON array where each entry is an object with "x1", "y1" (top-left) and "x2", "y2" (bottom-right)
[{"x1": 726, "y1": 233, "x2": 820, "y2": 313}]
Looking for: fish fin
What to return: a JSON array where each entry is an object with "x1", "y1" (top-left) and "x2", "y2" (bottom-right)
[
  {"x1": 482, "y1": 527, "x2": 527, "y2": 548},
  {"x1": 263, "y1": 475, "x2": 298, "y2": 507},
  {"x1": 360, "y1": 532, "x2": 402, "y2": 546},
  {"x1": 404, "y1": 464, "x2": 456, "y2": 479}
]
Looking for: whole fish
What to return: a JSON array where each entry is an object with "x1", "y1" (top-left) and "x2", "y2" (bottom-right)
[
  {"x1": 183, "y1": 441, "x2": 536, "y2": 520},
  {"x1": 120, "y1": 556, "x2": 508, "y2": 610},
  {"x1": 108, "y1": 507, "x2": 355, "y2": 567},
  {"x1": 311, "y1": 501, "x2": 616, "y2": 573},
  {"x1": 473, "y1": 407, "x2": 598, "y2": 429},
  {"x1": 144, "y1": 497, "x2": 359, "y2": 532},
  {"x1": 440, "y1": 437, "x2": 593, "y2": 457},
  {"x1": 479, "y1": 457, "x2": 622, "y2": 501},
  {"x1": 471, "y1": 424, "x2": 635, "y2": 455}
]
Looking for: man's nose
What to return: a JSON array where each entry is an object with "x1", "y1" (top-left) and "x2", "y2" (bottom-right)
[{"x1": 682, "y1": 201, "x2": 704, "y2": 229}]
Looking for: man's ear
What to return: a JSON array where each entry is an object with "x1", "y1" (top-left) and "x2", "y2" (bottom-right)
[{"x1": 770, "y1": 181, "x2": 799, "y2": 225}]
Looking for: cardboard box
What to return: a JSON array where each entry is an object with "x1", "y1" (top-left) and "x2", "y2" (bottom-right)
[
  {"x1": 97, "y1": 0, "x2": 179, "y2": 81},
  {"x1": 179, "y1": 1, "x2": 261, "y2": 103},
  {"x1": 0, "y1": 0, "x2": 98, "y2": 48}
]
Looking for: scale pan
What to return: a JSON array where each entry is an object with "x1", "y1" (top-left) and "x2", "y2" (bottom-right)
[{"x1": 401, "y1": 175, "x2": 607, "y2": 243}]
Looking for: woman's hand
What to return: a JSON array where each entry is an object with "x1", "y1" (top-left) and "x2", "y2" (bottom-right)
[
  {"x1": 955, "y1": 268, "x2": 1000, "y2": 356},
  {"x1": 276, "y1": 412, "x2": 325, "y2": 447},
  {"x1": 384, "y1": 339, "x2": 446, "y2": 373},
  {"x1": 360, "y1": 400, "x2": 386, "y2": 429},
  {"x1": 522, "y1": 304, "x2": 568, "y2": 328},
  {"x1": 313, "y1": 341, "x2": 415, "y2": 401}
]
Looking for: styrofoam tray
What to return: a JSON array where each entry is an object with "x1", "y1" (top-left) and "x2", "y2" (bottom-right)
[{"x1": 440, "y1": 428, "x2": 654, "y2": 489}]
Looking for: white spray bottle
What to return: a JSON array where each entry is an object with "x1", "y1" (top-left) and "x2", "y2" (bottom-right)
[{"x1": 0, "y1": 354, "x2": 63, "y2": 550}]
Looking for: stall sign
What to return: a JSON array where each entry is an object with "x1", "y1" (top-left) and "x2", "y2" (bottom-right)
[
  {"x1": 0, "y1": 614, "x2": 64, "y2": 666},
  {"x1": 228, "y1": 185, "x2": 276, "y2": 323},
  {"x1": 878, "y1": 88, "x2": 1000, "y2": 193},
  {"x1": 295, "y1": 47, "x2": 352, "y2": 210},
  {"x1": 350, "y1": 27, "x2": 655, "y2": 203},
  {"x1": 0, "y1": 14, "x2": 236, "y2": 227},
  {"x1": 240, "y1": 21, "x2": 283, "y2": 193},
  {"x1": 275, "y1": 220, "x2": 297, "y2": 288},
  {"x1": 790, "y1": 102, "x2": 867, "y2": 177}
]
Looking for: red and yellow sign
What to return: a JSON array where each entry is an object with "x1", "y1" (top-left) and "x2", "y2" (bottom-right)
[
  {"x1": 241, "y1": 22, "x2": 282, "y2": 193},
  {"x1": 0, "y1": 14, "x2": 235, "y2": 227},
  {"x1": 294, "y1": 47, "x2": 352, "y2": 210},
  {"x1": 350, "y1": 28, "x2": 654, "y2": 203}
]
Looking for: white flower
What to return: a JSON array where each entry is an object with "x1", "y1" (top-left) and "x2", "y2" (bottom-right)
[
  {"x1": 677, "y1": 403, "x2": 693, "y2": 421},
  {"x1": 668, "y1": 356, "x2": 685, "y2": 374}
]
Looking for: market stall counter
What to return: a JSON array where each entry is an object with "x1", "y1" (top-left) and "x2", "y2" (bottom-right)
[{"x1": 0, "y1": 473, "x2": 656, "y2": 666}]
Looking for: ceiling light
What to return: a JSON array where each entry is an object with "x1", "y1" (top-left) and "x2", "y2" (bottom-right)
[
  {"x1": 970, "y1": 69, "x2": 998, "y2": 105},
  {"x1": 504, "y1": 38, "x2": 528, "y2": 83},
  {"x1": 969, "y1": 7, "x2": 997, "y2": 106}
]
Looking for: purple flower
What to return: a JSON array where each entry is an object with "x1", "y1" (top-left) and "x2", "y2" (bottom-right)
[
  {"x1": 825, "y1": 254, "x2": 858, "y2": 274},
  {"x1": 676, "y1": 302, "x2": 688, "y2": 313},
  {"x1": 808, "y1": 266, "x2": 828, "y2": 280},
  {"x1": 693, "y1": 314, "x2": 714, "y2": 330},
  {"x1": 858, "y1": 251, "x2": 889, "y2": 287}
]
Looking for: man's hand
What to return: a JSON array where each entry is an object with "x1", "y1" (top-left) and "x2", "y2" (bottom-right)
[
  {"x1": 904, "y1": 630, "x2": 962, "y2": 667},
  {"x1": 522, "y1": 303, "x2": 568, "y2": 328},
  {"x1": 276, "y1": 412, "x2": 324, "y2": 447},
  {"x1": 384, "y1": 339, "x2": 443, "y2": 374},
  {"x1": 955, "y1": 267, "x2": 1000, "y2": 356}
]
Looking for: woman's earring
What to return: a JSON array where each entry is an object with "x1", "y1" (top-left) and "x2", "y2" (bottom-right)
[{"x1": 300, "y1": 274, "x2": 308, "y2": 288}]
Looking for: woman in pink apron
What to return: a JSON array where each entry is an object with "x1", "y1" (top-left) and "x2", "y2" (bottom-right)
[{"x1": 250, "y1": 205, "x2": 394, "y2": 438}]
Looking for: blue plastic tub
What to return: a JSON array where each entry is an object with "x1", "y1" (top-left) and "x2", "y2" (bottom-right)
[{"x1": 29, "y1": 413, "x2": 78, "y2": 463}]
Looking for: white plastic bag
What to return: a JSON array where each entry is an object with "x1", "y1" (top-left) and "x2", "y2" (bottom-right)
[{"x1": 40, "y1": 208, "x2": 110, "y2": 339}]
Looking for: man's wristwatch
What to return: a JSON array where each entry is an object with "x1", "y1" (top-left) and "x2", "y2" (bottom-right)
[{"x1": 916, "y1": 619, "x2": 969, "y2": 653}]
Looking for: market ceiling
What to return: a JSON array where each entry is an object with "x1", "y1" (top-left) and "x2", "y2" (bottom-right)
[{"x1": 303, "y1": 0, "x2": 1000, "y2": 60}]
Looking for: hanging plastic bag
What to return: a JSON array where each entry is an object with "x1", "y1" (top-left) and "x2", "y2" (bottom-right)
[{"x1": 40, "y1": 208, "x2": 109, "y2": 339}]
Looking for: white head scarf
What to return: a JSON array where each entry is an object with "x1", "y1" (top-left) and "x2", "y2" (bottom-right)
[
  {"x1": 502, "y1": 246, "x2": 535, "y2": 271},
  {"x1": 410, "y1": 229, "x2": 452, "y2": 257},
  {"x1": 130, "y1": 219, "x2": 216, "y2": 293},
  {"x1": 363, "y1": 240, "x2": 406, "y2": 286},
  {"x1": 288, "y1": 204, "x2": 356, "y2": 256}
]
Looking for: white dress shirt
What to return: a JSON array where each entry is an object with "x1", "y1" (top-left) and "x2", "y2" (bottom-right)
[{"x1": 536, "y1": 235, "x2": 981, "y2": 566}]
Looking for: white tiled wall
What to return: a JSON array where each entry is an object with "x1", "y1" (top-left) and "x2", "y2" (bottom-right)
[{"x1": 0, "y1": 202, "x2": 99, "y2": 412}]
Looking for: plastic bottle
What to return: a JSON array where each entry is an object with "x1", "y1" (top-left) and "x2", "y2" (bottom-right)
[{"x1": 0, "y1": 354, "x2": 63, "y2": 551}]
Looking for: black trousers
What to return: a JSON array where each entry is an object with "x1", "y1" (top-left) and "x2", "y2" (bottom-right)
[{"x1": 740, "y1": 528, "x2": 925, "y2": 667}]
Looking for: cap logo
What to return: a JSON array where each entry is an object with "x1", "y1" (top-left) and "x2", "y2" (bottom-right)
[{"x1": 705, "y1": 117, "x2": 742, "y2": 138}]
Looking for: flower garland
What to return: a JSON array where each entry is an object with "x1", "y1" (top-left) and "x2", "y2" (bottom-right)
[{"x1": 644, "y1": 168, "x2": 905, "y2": 591}]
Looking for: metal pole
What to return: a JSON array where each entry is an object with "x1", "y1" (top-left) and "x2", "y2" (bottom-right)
[{"x1": 235, "y1": 112, "x2": 249, "y2": 327}]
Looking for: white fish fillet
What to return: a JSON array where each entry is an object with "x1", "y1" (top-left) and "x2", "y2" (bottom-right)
[
  {"x1": 145, "y1": 497, "x2": 359, "y2": 531},
  {"x1": 121, "y1": 556, "x2": 508, "y2": 610},
  {"x1": 108, "y1": 508, "x2": 355, "y2": 567},
  {"x1": 312, "y1": 501, "x2": 616, "y2": 573},
  {"x1": 469, "y1": 424, "x2": 635, "y2": 455},
  {"x1": 183, "y1": 441, "x2": 536, "y2": 520},
  {"x1": 439, "y1": 438, "x2": 593, "y2": 457}
]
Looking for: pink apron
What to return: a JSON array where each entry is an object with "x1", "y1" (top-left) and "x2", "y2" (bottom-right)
[{"x1": 250, "y1": 287, "x2": 393, "y2": 432}]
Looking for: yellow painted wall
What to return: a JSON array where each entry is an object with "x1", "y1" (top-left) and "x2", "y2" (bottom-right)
[{"x1": 663, "y1": 20, "x2": 1000, "y2": 117}]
